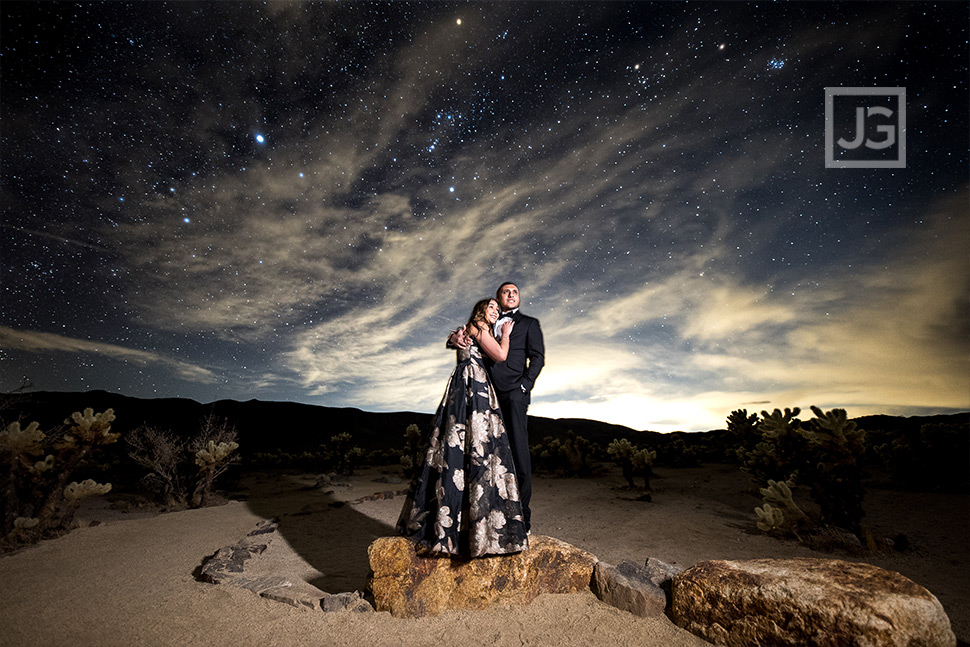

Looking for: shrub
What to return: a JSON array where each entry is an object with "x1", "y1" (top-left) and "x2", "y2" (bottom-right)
[
  {"x1": 1, "y1": 408, "x2": 117, "y2": 549},
  {"x1": 126, "y1": 413, "x2": 239, "y2": 509}
]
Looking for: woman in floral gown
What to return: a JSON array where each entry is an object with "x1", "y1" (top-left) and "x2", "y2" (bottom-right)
[{"x1": 396, "y1": 298, "x2": 529, "y2": 557}]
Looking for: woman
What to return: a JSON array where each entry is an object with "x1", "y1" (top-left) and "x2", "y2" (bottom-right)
[{"x1": 396, "y1": 298, "x2": 529, "y2": 557}]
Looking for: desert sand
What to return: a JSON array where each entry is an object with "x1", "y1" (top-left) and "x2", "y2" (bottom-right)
[{"x1": 1, "y1": 463, "x2": 967, "y2": 646}]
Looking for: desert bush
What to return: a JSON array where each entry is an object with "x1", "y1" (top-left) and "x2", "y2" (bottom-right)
[
  {"x1": 126, "y1": 413, "x2": 238, "y2": 509},
  {"x1": 606, "y1": 438, "x2": 656, "y2": 489},
  {"x1": 1, "y1": 408, "x2": 117, "y2": 549}
]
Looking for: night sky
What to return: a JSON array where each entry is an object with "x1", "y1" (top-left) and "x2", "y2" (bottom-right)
[{"x1": 1, "y1": 2, "x2": 967, "y2": 432}]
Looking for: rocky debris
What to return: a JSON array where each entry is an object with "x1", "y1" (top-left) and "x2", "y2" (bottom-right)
[
  {"x1": 197, "y1": 519, "x2": 374, "y2": 613},
  {"x1": 308, "y1": 473, "x2": 351, "y2": 490},
  {"x1": 198, "y1": 520, "x2": 275, "y2": 585},
  {"x1": 321, "y1": 590, "x2": 374, "y2": 613},
  {"x1": 367, "y1": 535, "x2": 597, "y2": 618},
  {"x1": 671, "y1": 557, "x2": 957, "y2": 647},
  {"x1": 590, "y1": 560, "x2": 667, "y2": 618},
  {"x1": 351, "y1": 489, "x2": 408, "y2": 504}
]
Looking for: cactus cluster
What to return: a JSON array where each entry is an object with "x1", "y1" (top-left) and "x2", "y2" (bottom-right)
[
  {"x1": 532, "y1": 431, "x2": 599, "y2": 477},
  {"x1": 1, "y1": 409, "x2": 117, "y2": 549},
  {"x1": 606, "y1": 438, "x2": 656, "y2": 489},
  {"x1": 732, "y1": 406, "x2": 868, "y2": 539}
]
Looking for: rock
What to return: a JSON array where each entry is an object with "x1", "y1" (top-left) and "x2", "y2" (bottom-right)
[
  {"x1": 259, "y1": 582, "x2": 324, "y2": 609},
  {"x1": 198, "y1": 538, "x2": 271, "y2": 584},
  {"x1": 632, "y1": 557, "x2": 683, "y2": 598},
  {"x1": 367, "y1": 535, "x2": 597, "y2": 618},
  {"x1": 320, "y1": 591, "x2": 374, "y2": 613},
  {"x1": 591, "y1": 561, "x2": 667, "y2": 617},
  {"x1": 671, "y1": 558, "x2": 956, "y2": 647}
]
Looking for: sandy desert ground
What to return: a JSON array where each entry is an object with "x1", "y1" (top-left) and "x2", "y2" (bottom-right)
[{"x1": 1, "y1": 463, "x2": 967, "y2": 646}]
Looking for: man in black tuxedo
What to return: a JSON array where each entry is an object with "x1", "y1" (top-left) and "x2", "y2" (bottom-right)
[{"x1": 484, "y1": 282, "x2": 545, "y2": 532}]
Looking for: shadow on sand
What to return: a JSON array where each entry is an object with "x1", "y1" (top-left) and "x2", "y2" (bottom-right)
[{"x1": 241, "y1": 472, "x2": 399, "y2": 594}]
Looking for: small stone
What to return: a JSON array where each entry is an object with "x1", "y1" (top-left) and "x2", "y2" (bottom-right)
[{"x1": 321, "y1": 591, "x2": 374, "y2": 613}]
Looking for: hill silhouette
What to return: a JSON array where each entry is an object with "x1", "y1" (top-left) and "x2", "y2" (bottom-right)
[
  {"x1": 0, "y1": 390, "x2": 658, "y2": 455},
  {"x1": 2, "y1": 390, "x2": 966, "y2": 458}
]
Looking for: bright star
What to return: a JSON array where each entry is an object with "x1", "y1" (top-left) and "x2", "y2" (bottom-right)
[{"x1": 255, "y1": 134, "x2": 265, "y2": 144}]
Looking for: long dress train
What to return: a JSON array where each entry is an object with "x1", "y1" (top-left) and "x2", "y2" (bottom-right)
[{"x1": 396, "y1": 341, "x2": 529, "y2": 557}]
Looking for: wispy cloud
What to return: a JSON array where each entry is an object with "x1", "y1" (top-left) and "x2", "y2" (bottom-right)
[{"x1": 0, "y1": 326, "x2": 218, "y2": 383}]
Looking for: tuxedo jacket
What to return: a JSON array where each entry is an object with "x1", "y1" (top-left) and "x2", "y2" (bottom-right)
[{"x1": 488, "y1": 311, "x2": 545, "y2": 397}]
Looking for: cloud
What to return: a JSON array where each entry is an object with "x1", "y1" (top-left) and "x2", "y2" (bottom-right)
[{"x1": 0, "y1": 326, "x2": 218, "y2": 384}]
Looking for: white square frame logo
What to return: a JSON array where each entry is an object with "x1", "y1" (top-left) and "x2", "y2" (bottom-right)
[{"x1": 825, "y1": 87, "x2": 906, "y2": 168}]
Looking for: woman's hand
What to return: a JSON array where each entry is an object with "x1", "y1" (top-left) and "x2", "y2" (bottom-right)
[
  {"x1": 448, "y1": 325, "x2": 472, "y2": 350},
  {"x1": 501, "y1": 320, "x2": 514, "y2": 338}
]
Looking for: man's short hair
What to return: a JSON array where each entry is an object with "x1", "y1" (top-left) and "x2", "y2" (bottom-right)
[{"x1": 496, "y1": 281, "x2": 518, "y2": 298}]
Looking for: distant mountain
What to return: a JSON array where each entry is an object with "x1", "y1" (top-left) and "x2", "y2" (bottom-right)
[
  {"x1": 1, "y1": 390, "x2": 654, "y2": 454},
  {"x1": 2, "y1": 390, "x2": 966, "y2": 455}
]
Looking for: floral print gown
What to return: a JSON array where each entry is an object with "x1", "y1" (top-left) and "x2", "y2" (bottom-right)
[{"x1": 396, "y1": 341, "x2": 529, "y2": 557}]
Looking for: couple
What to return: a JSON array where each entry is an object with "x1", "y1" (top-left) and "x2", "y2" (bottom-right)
[{"x1": 396, "y1": 282, "x2": 545, "y2": 557}]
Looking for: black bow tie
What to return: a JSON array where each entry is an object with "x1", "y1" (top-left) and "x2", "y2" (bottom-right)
[{"x1": 500, "y1": 311, "x2": 515, "y2": 318}]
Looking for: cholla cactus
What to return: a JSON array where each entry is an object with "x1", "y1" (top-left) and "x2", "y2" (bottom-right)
[
  {"x1": 0, "y1": 421, "x2": 46, "y2": 455},
  {"x1": 755, "y1": 504, "x2": 786, "y2": 532},
  {"x1": 756, "y1": 477, "x2": 809, "y2": 536},
  {"x1": 31, "y1": 455, "x2": 55, "y2": 475},
  {"x1": 798, "y1": 406, "x2": 867, "y2": 532},
  {"x1": 58, "y1": 408, "x2": 119, "y2": 447},
  {"x1": 64, "y1": 479, "x2": 112, "y2": 500},
  {"x1": 195, "y1": 440, "x2": 239, "y2": 467},
  {"x1": 1, "y1": 408, "x2": 118, "y2": 550},
  {"x1": 739, "y1": 408, "x2": 805, "y2": 486},
  {"x1": 608, "y1": 438, "x2": 638, "y2": 488}
]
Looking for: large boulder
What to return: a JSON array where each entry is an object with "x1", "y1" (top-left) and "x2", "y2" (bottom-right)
[
  {"x1": 671, "y1": 558, "x2": 956, "y2": 647},
  {"x1": 367, "y1": 535, "x2": 597, "y2": 618}
]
